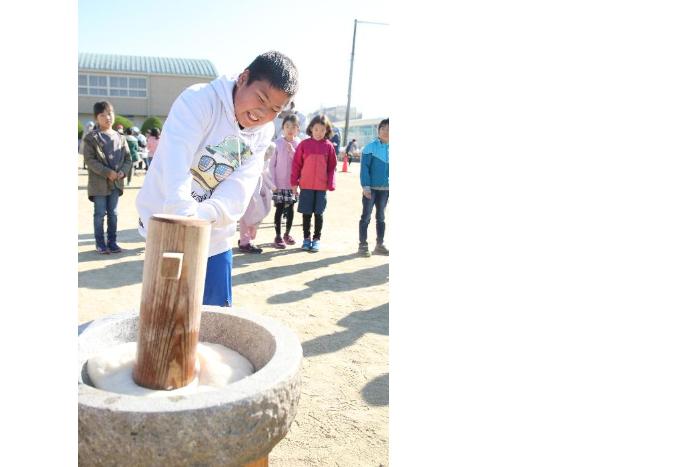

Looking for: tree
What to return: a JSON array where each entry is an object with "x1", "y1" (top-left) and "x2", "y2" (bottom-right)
[
  {"x1": 78, "y1": 119, "x2": 84, "y2": 140},
  {"x1": 113, "y1": 115, "x2": 134, "y2": 131},
  {"x1": 141, "y1": 116, "x2": 163, "y2": 135}
]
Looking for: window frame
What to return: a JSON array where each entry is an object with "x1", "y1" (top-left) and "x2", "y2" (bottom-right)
[{"x1": 79, "y1": 73, "x2": 148, "y2": 99}]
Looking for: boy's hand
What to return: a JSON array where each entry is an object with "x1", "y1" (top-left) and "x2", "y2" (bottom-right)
[
  {"x1": 291, "y1": 185, "x2": 298, "y2": 195},
  {"x1": 363, "y1": 189, "x2": 372, "y2": 199},
  {"x1": 117, "y1": 171, "x2": 125, "y2": 179},
  {"x1": 106, "y1": 170, "x2": 118, "y2": 181}
]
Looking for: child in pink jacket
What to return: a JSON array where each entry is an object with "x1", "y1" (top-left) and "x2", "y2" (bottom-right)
[
  {"x1": 290, "y1": 114, "x2": 337, "y2": 253},
  {"x1": 238, "y1": 143, "x2": 277, "y2": 253},
  {"x1": 270, "y1": 114, "x2": 302, "y2": 248}
]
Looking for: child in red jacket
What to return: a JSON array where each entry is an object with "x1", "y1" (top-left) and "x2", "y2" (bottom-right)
[{"x1": 290, "y1": 114, "x2": 337, "y2": 252}]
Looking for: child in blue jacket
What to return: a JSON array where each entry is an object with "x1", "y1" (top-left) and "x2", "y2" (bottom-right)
[{"x1": 358, "y1": 118, "x2": 389, "y2": 257}]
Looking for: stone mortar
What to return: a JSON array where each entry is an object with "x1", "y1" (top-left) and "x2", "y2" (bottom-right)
[{"x1": 78, "y1": 306, "x2": 302, "y2": 467}]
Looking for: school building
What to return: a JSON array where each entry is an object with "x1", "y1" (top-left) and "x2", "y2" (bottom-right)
[
  {"x1": 311, "y1": 105, "x2": 362, "y2": 123},
  {"x1": 341, "y1": 118, "x2": 383, "y2": 150},
  {"x1": 78, "y1": 52, "x2": 218, "y2": 127}
]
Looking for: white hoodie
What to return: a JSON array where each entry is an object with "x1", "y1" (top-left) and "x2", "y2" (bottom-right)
[{"x1": 135, "y1": 75, "x2": 275, "y2": 256}]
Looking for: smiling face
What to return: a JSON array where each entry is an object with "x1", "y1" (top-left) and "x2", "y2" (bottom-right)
[
  {"x1": 233, "y1": 69, "x2": 292, "y2": 128},
  {"x1": 311, "y1": 123, "x2": 327, "y2": 141}
]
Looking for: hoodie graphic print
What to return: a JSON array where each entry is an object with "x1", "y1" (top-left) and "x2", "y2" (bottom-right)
[{"x1": 190, "y1": 135, "x2": 254, "y2": 202}]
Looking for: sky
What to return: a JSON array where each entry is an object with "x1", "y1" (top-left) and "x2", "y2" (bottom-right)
[{"x1": 78, "y1": 0, "x2": 390, "y2": 119}]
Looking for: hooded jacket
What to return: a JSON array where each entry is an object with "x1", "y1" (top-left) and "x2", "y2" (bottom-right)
[
  {"x1": 269, "y1": 135, "x2": 301, "y2": 190},
  {"x1": 290, "y1": 138, "x2": 337, "y2": 191},
  {"x1": 360, "y1": 138, "x2": 389, "y2": 190},
  {"x1": 135, "y1": 74, "x2": 275, "y2": 257}
]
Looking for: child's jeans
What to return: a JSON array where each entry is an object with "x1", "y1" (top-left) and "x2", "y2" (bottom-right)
[
  {"x1": 93, "y1": 188, "x2": 120, "y2": 247},
  {"x1": 359, "y1": 189, "x2": 389, "y2": 244},
  {"x1": 202, "y1": 249, "x2": 232, "y2": 307},
  {"x1": 239, "y1": 219, "x2": 258, "y2": 246}
]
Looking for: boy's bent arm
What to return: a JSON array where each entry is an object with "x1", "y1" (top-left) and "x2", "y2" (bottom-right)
[
  {"x1": 158, "y1": 90, "x2": 211, "y2": 216},
  {"x1": 195, "y1": 149, "x2": 265, "y2": 227},
  {"x1": 269, "y1": 145, "x2": 279, "y2": 188}
]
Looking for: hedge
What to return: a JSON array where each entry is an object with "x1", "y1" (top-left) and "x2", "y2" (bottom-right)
[
  {"x1": 140, "y1": 116, "x2": 163, "y2": 135},
  {"x1": 113, "y1": 115, "x2": 134, "y2": 131}
]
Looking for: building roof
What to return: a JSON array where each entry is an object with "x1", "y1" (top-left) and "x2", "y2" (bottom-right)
[{"x1": 79, "y1": 53, "x2": 218, "y2": 78}]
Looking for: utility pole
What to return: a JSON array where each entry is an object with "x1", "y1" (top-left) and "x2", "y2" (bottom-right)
[
  {"x1": 343, "y1": 19, "x2": 358, "y2": 147},
  {"x1": 342, "y1": 19, "x2": 389, "y2": 147}
]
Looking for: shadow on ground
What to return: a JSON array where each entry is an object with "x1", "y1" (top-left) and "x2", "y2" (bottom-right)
[
  {"x1": 267, "y1": 263, "x2": 388, "y2": 304},
  {"x1": 78, "y1": 228, "x2": 143, "y2": 243},
  {"x1": 78, "y1": 229, "x2": 145, "y2": 262},
  {"x1": 78, "y1": 259, "x2": 144, "y2": 289},
  {"x1": 234, "y1": 252, "x2": 358, "y2": 284},
  {"x1": 361, "y1": 373, "x2": 388, "y2": 407},
  {"x1": 302, "y1": 303, "x2": 388, "y2": 358}
]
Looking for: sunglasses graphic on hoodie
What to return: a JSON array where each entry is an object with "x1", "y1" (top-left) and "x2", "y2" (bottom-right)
[{"x1": 190, "y1": 135, "x2": 254, "y2": 198}]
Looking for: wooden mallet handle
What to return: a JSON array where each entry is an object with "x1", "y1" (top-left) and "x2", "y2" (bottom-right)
[{"x1": 133, "y1": 214, "x2": 212, "y2": 390}]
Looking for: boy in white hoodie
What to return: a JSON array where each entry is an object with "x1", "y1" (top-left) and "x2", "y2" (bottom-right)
[{"x1": 136, "y1": 51, "x2": 298, "y2": 307}]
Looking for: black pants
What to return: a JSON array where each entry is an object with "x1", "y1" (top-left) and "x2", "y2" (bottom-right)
[
  {"x1": 302, "y1": 213, "x2": 323, "y2": 240},
  {"x1": 274, "y1": 203, "x2": 294, "y2": 237}
]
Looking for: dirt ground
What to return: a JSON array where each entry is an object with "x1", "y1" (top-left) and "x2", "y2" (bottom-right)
[{"x1": 77, "y1": 157, "x2": 389, "y2": 466}]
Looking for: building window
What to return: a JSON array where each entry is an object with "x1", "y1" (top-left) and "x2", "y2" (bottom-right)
[{"x1": 79, "y1": 73, "x2": 148, "y2": 98}]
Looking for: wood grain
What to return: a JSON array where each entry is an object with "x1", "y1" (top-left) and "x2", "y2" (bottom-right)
[
  {"x1": 132, "y1": 214, "x2": 212, "y2": 390},
  {"x1": 243, "y1": 455, "x2": 268, "y2": 467}
]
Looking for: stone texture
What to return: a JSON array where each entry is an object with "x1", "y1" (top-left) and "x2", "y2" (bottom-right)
[{"x1": 78, "y1": 306, "x2": 302, "y2": 467}]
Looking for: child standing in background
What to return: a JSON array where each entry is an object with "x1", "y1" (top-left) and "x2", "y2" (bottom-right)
[
  {"x1": 124, "y1": 127, "x2": 140, "y2": 186},
  {"x1": 290, "y1": 114, "x2": 337, "y2": 253},
  {"x1": 146, "y1": 127, "x2": 160, "y2": 168},
  {"x1": 358, "y1": 118, "x2": 390, "y2": 256},
  {"x1": 82, "y1": 101, "x2": 132, "y2": 254},
  {"x1": 238, "y1": 143, "x2": 277, "y2": 253},
  {"x1": 270, "y1": 114, "x2": 301, "y2": 248}
]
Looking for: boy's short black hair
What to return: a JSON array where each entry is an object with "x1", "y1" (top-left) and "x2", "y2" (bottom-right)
[
  {"x1": 93, "y1": 101, "x2": 113, "y2": 118},
  {"x1": 306, "y1": 114, "x2": 333, "y2": 140},
  {"x1": 378, "y1": 118, "x2": 389, "y2": 131},
  {"x1": 282, "y1": 114, "x2": 300, "y2": 127},
  {"x1": 246, "y1": 51, "x2": 299, "y2": 98}
]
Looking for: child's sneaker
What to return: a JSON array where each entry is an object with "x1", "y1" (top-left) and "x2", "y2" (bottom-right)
[
  {"x1": 107, "y1": 242, "x2": 122, "y2": 254},
  {"x1": 283, "y1": 233, "x2": 296, "y2": 245},
  {"x1": 273, "y1": 236, "x2": 286, "y2": 249},
  {"x1": 358, "y1": 243, "x2": 371, "y2": 257},
  {"x1": 239, "y1": 242, "x2": 262, "y2": 254},
  {"x1": 310, "y1": 239, "x2": 320, "y2": 253},
  {"x1": 373, "y1": 244, "x2": 389, "y2": 256},
  {"x1": 301, "y1": 238, "x2": 311, "y2": 251}
]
